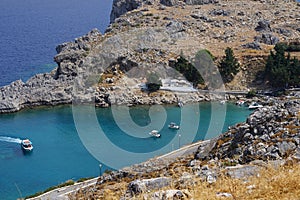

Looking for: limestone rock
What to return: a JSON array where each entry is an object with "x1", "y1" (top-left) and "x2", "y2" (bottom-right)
[
  {"x1": 255, "y1": 20, "x2": 271, "y2": 32},
  {"x1": 255, "y1": 33, "x2": 280, "y2": 45},
  {"x1": 128, "y1": 177, "x2": 172, "y2": 195}
]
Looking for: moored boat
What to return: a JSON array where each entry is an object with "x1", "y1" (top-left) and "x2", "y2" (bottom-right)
[
  {"x1": 248, "y1": 102, "x2": 263, "y2": 109},
  {"x1": 236, "y1": 100, "x2": 245, "y2": 106},
  {"x1": 149, "y1": 130, "x2": 161, "y2": 138},
  {"x1": 168, "y1": 122, "x2": 180, "y2": 130},
  {"x1": 21, "y1": 139, "x2": 33, "y2": 151},
  {"x1": 178, "y1": 101, "x2": 183, "y2": 107}
]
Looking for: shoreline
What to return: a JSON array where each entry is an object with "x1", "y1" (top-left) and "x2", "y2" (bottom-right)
[{"x1": 26, "y1": 139, "x2": 211, "y2": 200}]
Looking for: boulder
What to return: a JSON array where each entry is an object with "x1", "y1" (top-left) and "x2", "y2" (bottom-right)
[
  {"x1": 128, "y1": 177, "x2": 172, "y2": 195},
  {"x1": 255, "y1": 20, "x2": 271, "y2": 32},
  {"x1": 255, "y1": 33, "x2": 279, "y2": 45},
  {"x1": 226, "y1": 165, "x2": 260, "y2": 179}
]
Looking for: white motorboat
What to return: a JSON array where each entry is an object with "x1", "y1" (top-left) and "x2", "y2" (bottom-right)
[
  {"x1": 220, "y1": 100, "x2": 226, "y2": 105},
  {"x1": 168, "y1": 122, "x2": 180, "y2": 130},
  {"x1": 21, "y1": 139, "x2": 33, "y2": 151},
  {"x1": 248, "y1": 102, "x2": 263, "y2": 109},
  {"x1": 149, "y1": 130, "x2": 161, "y2": 138},
  {"x1": 178, "y1": 101, "x2": 183, "y2": 107}
]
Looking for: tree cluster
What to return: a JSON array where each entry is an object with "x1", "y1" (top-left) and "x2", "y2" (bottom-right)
[
  {"x1": 173, "y1": 56, "x2": 204, "y2": 87},
  {"x1": 264, "y1": 43, "x2": 300, "y2": 88}
]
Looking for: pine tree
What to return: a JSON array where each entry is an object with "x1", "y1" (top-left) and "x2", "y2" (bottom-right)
[{"x1": 218, "y1": 47, "x2": 240, "y2": 83}]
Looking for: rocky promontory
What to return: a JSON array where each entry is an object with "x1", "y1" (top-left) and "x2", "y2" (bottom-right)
[
  {"x1": 0, "y1": 29, "x2": 102, "y2": 113},
  {"x1": 1, "y1": 0, "x2": 300, "y2": 113}
]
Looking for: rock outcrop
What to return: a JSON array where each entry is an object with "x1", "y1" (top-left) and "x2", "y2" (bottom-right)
[
  {"x1": 0, "y1": 29, "x2": 102, "y2": 113},
  {"x1": 110, "y1": 0, "x2": 143, "y2": 23},
  {"x1": 196, "y1": 100, "x2": 300, "y2": 164}
]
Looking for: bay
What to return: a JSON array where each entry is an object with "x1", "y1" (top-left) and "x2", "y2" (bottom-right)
[{"x1": 0, "y1": 103, "x2": 252, "y2": 199}]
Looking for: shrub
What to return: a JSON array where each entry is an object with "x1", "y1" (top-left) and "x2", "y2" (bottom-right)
[
  {"x1": 146, "y1": 72, "x2": 162, "y2": 92},
  {"x1": 246, "y1": 90, "x2": 256, "y2": 98}
]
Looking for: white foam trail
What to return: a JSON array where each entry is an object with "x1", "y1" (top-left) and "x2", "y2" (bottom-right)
[{"x1": 0, "y1": 136, "x2": 22, "y2": 144}]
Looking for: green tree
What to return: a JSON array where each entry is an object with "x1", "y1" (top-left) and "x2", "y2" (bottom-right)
[
  {"x1": 174, "y1": 56, "x2": 204, "y2": 87},
  {"x1": 264, "y1": 43, "x2": 300, "y2": 88},
  {"x1": 218, "y1": 47, "x2": 240, "y2": 83},
  {"x1": 146, "y1": 72, "x2": 162, "y2": 92}
]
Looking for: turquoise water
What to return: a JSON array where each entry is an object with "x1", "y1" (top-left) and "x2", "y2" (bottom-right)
[{"x1": 0, "y1": 103, "x2": 252, "y2": 199}]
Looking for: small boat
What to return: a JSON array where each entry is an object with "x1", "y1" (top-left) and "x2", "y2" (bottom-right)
[
  {"x1": 149, "y1": 130, "x2": 161, "y2": 138},
  {"x1": 178, "y1": 101, "x2": 183, "y2": 107},
  {"x1": 21, "y1": 139, "x2": 33, "y2": 151},
  {"x1": 236, "y1": 100, "x2": 245, "y2": 106},
  {"x1": 220, "y1": 100, "x2": 226, "y2": 105},
  {"x1": 248, "y1": 102, "x2": 263, "y2": 110},
  {"x1": 168, "y1": 122, "x2": 180, "y2": 130}
]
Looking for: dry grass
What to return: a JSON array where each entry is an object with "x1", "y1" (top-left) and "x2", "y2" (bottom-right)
[
  {"x1": 191, "y1": 164, "x2": 300, "y2": 200},
  {"x1": 73, "y1": 159, "x2": 300, "y2": 200},
  {"x1": 132, "y1": 163, "x2": 300, "y2": 200}
]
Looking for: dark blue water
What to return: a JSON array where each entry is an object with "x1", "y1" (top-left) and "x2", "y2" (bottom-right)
[
  {"x1": 0, "y1": 0, "x2": 112, "y2": 86},
  {"x1": 0, "y1": 103, "x2": 252, "y2": 199}
]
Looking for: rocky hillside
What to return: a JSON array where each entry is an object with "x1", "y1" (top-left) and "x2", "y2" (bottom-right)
[{"x1": 1, "y1": 0, "x2": 300, "y2": 113}]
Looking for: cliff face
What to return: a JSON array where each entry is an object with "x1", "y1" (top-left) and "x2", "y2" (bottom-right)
[
  {"x1": 1, "y1": 0, "x2": 300, "y2": 113},
  {"x1": 110, "y1": 0, "x2": 219, "y2": 23},
  {"x1": 110, "y1": 0, "x2": 143, "y2": 23}
]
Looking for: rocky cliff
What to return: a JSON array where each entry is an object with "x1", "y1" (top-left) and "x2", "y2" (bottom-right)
[
  {"x1": 0, "y1": 29, "x2": 102, "y2": 113},
  {"x1": 1, "y1": 0, "x2": 300, "y2": 113}
]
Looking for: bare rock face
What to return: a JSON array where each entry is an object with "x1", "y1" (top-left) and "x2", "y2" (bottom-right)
[
  {"x1": 110, "y1": 0, "x2": 143, "y2": 23},
  {"x1": 160, "y1": 0, "x2": 179, "y2": 6},
  {"x1": 54, "y1": 29, "x2": 101, "y2": 77}
]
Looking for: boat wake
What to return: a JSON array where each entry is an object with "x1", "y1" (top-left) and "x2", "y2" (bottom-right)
[{"x1": 0, "y1": 136, "x2": 22, "y2": 144}]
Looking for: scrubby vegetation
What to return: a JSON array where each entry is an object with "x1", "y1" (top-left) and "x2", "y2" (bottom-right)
[{"x1": 73, "y1": 161, "x2": 300, "y2": 200}]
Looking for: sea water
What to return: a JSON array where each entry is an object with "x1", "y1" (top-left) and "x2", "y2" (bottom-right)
[
  {"x1": 0, "y1": 103, "x2": 252, "y2": 199},
  {"x1": 0, "y1": 0, "x2": 112, "y2": 86}
]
